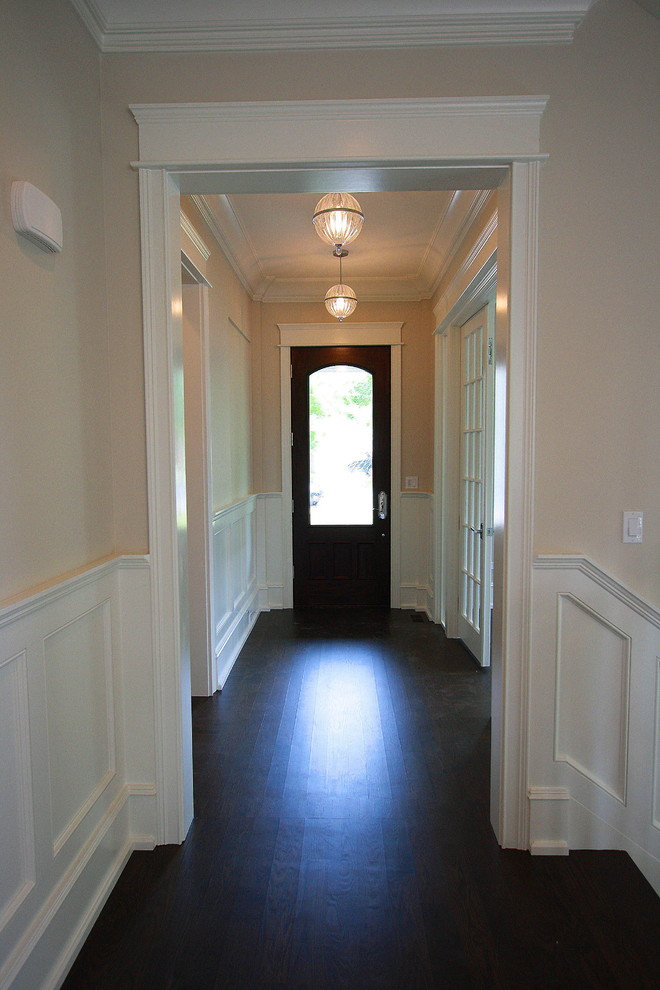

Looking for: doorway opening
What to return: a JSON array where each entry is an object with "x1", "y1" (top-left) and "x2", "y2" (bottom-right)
[{"x1": 133, "y1": 98, "x2": 544, "y2": 852}]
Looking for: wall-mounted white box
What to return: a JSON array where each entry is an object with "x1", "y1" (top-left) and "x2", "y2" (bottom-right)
[{"x1": 622, "y1": 511, "x2": 643, "y2": 544}]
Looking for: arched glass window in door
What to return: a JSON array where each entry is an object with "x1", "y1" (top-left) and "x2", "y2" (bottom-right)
[{"x1": 308, "y1": 365, "x2": 373, "y2": 525}]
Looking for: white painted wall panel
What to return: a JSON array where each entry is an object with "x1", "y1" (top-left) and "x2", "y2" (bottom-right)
[
  {"x1": 555, "y1": 594, "x2": 630, "y2": 803},
  {"x1": 212, "y1": 497, "x2": 259, "y2": 689},
  {"x1": 530, "y1": 556, "x2": 660, "y2": 894},
  {"x1": 399, "y1": 492, "x2": 434, "y2": 617},
  {"x1": 654, "y1": 658, "x2": 660, "y2": 832},
  {"x1": 0, "y1": 557, "x2": 157, "y2": 990},
  {"x1": 257, "y1": 493, "x2": 285, "y2": 610},
  {"x1": 44, "y1": 602, "x2": 115, "y2": 853},
  {"x1": 0, "y1": 651, "x2": 35, "y2": 932}
]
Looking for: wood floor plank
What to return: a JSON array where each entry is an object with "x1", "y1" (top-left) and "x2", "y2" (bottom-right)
[{"x1": 62, "y1": 609, "x2": 660, "y2": 990}]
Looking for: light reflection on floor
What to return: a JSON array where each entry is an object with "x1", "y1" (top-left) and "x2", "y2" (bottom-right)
[{"x1": 283, "y1": 650, "x2": 388, "y2": 818}]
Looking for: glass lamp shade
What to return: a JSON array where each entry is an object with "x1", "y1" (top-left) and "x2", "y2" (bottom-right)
[
  {"x1": 313, "y1": 193, "x2": 364, "y2": 249},
  {"x1": 324, "y1": 283, "x2": 358, "y2": 321}
]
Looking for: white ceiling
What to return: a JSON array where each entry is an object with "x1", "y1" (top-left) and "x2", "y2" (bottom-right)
[{"x1": 190, "y1": 188, "x2": 494, "y2": 303}]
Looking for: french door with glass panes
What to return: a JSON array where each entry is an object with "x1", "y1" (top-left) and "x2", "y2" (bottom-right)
[
  {"x1": 457, "y1": 306, "x2": 495, "y2": 666},
  {"x1": 291, "y1": 346, "x2": 391, "y2": 607}
]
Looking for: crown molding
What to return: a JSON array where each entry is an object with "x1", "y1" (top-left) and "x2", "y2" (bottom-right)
[
  {"x1": 71, "y1": 4, "x2": 594, "y2": 53},
  {"x1": 190, "y1": 194, "x2": 265, "y2": 298},
  {"x1": 70, "y1": 0, "x2": 107, "y2": 48},
  {"x1": 259, "y1": 275, "x2": 428, "y2": 305},
  {"x1": 179, "y1": 210, "x2": 210, "y2": 261},
  {"x1": 424, "y1": 189, "x2": 493, "y2": 298}
]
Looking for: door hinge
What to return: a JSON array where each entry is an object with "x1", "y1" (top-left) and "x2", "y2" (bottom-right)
[
  {"x1": 291, "y1": 498, "x2": 294, "y2": 514},
  {"x1": 487, "y1": 337, "x2": 494, "y2": 366},
  {"x1": 291, "y1": 431, "x2": 294, "y2": 447},
  {"x1": 290, "y1": 363, "x2": 293, "y2": 379}
]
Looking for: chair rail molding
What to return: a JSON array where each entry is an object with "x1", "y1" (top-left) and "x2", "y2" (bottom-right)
[
  {"x1": 534, "y1": 554, "x2": 660, "y2": 628},
  {"x1": 131, "y1": 96, "x2": 547, "y2": 851}
]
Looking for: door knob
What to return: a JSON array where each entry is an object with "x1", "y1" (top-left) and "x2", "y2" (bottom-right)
[{"x1": 377, "y1": 491, "x2": 388, "y2": 520}]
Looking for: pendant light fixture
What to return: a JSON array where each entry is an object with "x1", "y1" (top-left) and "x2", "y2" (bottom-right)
[
  {"x1": 324, "y1": 248, "x2": 358, "y2": 321},
  {"x1": 313, "y1": 192, "x2": 364, "y2": 255},
  {"x1": 313, "y1": 193, "x2": 364, "y2": 321}
]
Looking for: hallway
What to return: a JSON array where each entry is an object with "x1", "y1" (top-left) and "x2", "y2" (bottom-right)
[{"x1": 62, "y1": 610, "x2": 660, "y2": 989}]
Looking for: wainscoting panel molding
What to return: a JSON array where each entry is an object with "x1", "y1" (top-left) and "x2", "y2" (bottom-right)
[
  {"x1": 0, "y1": 555, "x2": 157, "y2": 990},
  {"x1": 530, "y1": 555, "x2": 660, "y2": 894},
  {"x1": 654, "y1": 658, "x2": 660, "y2": 831},
  {"x1": 44, "y1": 602, "x2": 116, "y2": 855},
  {"x1": 554, "y1": 594, "x2": 631, "y2": 804},
  {"x1": 0, "y1": 651, "x2": 35, "y2": 933},
  {"x1": 256, "y1": 492, "x2": 286, "y2": 611},
  {"x1": 212, "y1": 497, "x2": 259, "y2": 689},
  {"x1": 399, "y1": 491, "x2": 434, "y2": 617}
]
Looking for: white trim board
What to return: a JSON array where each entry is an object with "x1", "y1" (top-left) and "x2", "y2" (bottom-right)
[
  {"x1": 130, "y1": 98, "x2": 548, "y2": 174},
  {"x1": 131, "y1": 97, "x2": 545, "y2": 852}
]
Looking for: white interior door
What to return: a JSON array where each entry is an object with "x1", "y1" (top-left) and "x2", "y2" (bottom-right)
[{"x1": 457, "y1": 304, "x2": 495, "y2": 666}]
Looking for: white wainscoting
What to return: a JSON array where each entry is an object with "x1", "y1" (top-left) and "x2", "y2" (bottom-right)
[
  {"x1": 0, "y1": 556, "x2": 156, "y2": 990},
  {"x1": 399, "y1": 492, "x2": 434, "y2": 618},
  {"x1": 529, "y1": 555, "x2": 660, "y2": 894},
  {"x1": 212, "y1": 496, "x2": 260, "y2": 689},
  {"x1": 256, "y1": 492, "x2": 286, "y2": 611}
]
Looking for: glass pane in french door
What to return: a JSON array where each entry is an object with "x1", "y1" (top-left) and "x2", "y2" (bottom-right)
[{"x1": 460, "y1": 320, "x2": 484, "y2": 634}]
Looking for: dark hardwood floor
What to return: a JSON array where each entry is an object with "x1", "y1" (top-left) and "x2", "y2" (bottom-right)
[{"x1": 62, "y1": 609, "x2": 660, "y2": 990}]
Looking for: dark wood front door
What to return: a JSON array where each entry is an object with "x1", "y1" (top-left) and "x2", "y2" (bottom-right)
[{"x1": 292, "y1": 346, "x2": 391, "y2": 607}]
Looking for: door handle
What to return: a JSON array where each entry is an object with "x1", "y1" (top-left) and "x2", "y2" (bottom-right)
[
  {"x1": 377, "y1": 491, "x2": 388, "y2": 520},
  {"x1": 469, "y1": 523, "x2": 484, "y2": 540}
]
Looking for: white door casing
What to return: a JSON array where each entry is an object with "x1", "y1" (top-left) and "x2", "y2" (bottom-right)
[
  {"x1": 131, "y1": 99, "x2": 544, "y2": 848},
  {"x1": 181, "y1": 275, "x2": 216, "y2": 697}
]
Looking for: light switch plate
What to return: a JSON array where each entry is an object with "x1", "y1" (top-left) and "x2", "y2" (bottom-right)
[
  {"x1": 622, "y1": 511, "x2": 643, "y2": 544},
  {"x1": 405, "y1": 476, "x2": 418, "y2": 490}
]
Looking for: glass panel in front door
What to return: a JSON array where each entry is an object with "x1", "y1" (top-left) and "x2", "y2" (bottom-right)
[{"x1": 308, "y1": 365, "x2": 373, "y2": 525}]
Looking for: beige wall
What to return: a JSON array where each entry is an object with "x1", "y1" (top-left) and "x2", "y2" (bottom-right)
[
  {"x1": 532, "y1": 0, "x2": 659, "y2": 601},
  {"x1": 180, "y1": 198, "x2": 253, "y2": 511},
  {"x1": 98, "y1": 1, "x2": 659, "y2": 607},
  {"x1": 0, "y1": 0, "x2": 114, "y2": 602},
  {"x1": 256, "y1": 300, "x2": 436, "y2": 494},
  {"x1": 3, "y1": 0, "x2": 657, "y2": 604}
]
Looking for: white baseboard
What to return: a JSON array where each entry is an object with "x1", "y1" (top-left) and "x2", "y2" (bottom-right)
[
  {"x1": 399, "y1": 582, "x2": 434, "y2": 619},
  {"x1": 258, "y1": 582, "x2": 285, "y2": 611},
  {"x1": 215, "y1": 584, "x2": 260, "y2": 689}
]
